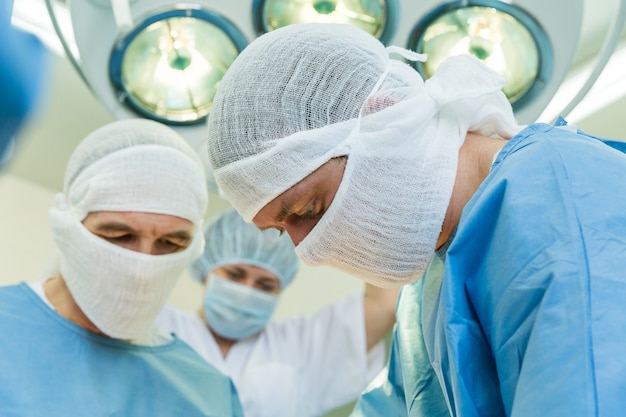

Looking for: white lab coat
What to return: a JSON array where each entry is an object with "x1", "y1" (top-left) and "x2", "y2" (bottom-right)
[{"x1": 156, "y1": 295, "x2": 385, "y2": 417}]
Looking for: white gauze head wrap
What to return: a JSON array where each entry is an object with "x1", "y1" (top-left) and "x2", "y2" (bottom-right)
[
  {"x1": 208, "y1": 23, "x2": 522, "y2": 287},
  {"x1": 49, "y1": 119, "x2": 209, "y2": 339}
]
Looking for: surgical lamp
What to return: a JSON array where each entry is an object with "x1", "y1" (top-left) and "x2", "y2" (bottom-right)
[
  {"x1": 393, "y1": 0, "x2": 626, "y2": 124},
  {"x1": 407, "y1": 3, "x2": 548, "y2": 112},
  {"x1": 45, "y1": 0, "x2": 251, "y2": 149},
  {"x1": 108, "y1": 7, "x2": 246, "y2": 125},
  {"x1": 252, "y1": 0, "x2": 398, "y2": 44}
]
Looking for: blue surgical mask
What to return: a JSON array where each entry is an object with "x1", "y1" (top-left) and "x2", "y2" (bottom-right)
[{"x1": 203, "y1": 274, "x2": 279, "y2": 340}]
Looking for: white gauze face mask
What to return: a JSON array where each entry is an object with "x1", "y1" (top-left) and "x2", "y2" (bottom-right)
[
  {"x1": 50, "y1": 200, "x2": 204, "y2": 340},
  {"x1": 209, "y1": 24, "x2": 522, "y2": 288},
  {"x1": 50, "y1": 134, "x2": 208, "y2": 340}
]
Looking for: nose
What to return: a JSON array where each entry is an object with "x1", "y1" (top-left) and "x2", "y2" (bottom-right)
[
  {"x1": 284, "y1": 224, "x2": 313, "y2": 247},
  {"x1": 134, "y1": 238, "x2": 155, "y2": 255},
  {"x1": 285, "y1": 214, "x2": 322, "y2": 246},
  {"x1": 239, "y1": 276, "x2": 256, "y2": 288}
]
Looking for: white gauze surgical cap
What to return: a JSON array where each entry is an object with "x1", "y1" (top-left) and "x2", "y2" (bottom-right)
[
  {"x1": 190, "y1": 209, "x2": 299, "y2": 289},
  {"x1": 63, "y1": 118, "x2": 208, "y2": 222},
  {"x1": 208, "y1": 23, "x2": 522, "y2": 286}
]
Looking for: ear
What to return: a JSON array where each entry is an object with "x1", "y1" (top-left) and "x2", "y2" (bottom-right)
[{"x1": 362, "y1": 93, "x2": 398, "y2": 116}]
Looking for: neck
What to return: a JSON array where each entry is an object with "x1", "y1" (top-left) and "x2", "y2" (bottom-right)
[
  {"x1": 197, "y1": 308, "x2": 237, "y2": 358},
  {"x1": 436, "y1": 132, "x2": 507, "y2": 249},
  {"x1": 44, "y1": 275, "x2": 104, "y2": 336}
]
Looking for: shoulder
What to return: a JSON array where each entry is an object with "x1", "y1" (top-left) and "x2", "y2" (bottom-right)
[
  {"x1": 156, "y1": 305, "x2": 199, "y2": 333},
  {"x1": 0, "y1": 283, "x2": 36, "y2": 313},
  {"x1": 158, "y1": 337, "x2": 225, "y2": 377},
  {"x1": 496, "y1": 123, "x2": 621, "y2": 169},
  {"x1": 262, "y1": 295, "x2": 363, "y2": 345},
  {"x1": 0, "y1": 284, "x2": 30, "y2": 330},
  {"x1": 484, "y1": 123, "x2": 626, "y2": 208},
  {"x1": 0, "y1": 282, "x2": 27, "y2": 296},
  {"x1": 269, "y1": 295, "x2": 362, "y2": 328}
]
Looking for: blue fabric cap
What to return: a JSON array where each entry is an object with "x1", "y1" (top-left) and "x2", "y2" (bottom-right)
[{"x1": 189, "y1": 209, "x2": 299, "y2": 289}]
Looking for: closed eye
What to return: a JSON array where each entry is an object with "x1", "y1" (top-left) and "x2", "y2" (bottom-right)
[
  {"x1": 223, "y1": 267, "x2": 244, "y2": 280},
  {"x1": 158, "y1": 239, "x2": 186, "y2": 252},
  {"x1": 100, "y1": 233, "x2": 134, "y2": 244},
  {"x1": 289, "y1": 201, "x2": 322, "y2": 225},
  {"x1": 259, "y1": 283, "x2": 279, "y2": 292},
  {"x1": 256, "y1": 277, "x2": 280, "y2": 293}
]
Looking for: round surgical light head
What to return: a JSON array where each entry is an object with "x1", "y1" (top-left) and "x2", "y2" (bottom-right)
[
  {"x1": 408, "y1": 2, "x2": 551, "y2": 109},
  {"x1": 109, "y1": 7, "x2": 247, "y2": 125},
  {"x1": 253, "y1": 0, "x2": 398, "y2": 44}
]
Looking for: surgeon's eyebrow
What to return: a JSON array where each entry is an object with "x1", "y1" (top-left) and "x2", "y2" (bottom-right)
[
  {"x1": 92, "y1": 222, "x2": 191, "y2": 242},
  {"x1": 92, "y1": 222, "x2": 134, "y2": 233},
  {"x1": 276, "y1": 201, "x2": 291, "y2": 223},
  {"x1": 162, "y1": 230, "x2": 192, "y2": 243}
]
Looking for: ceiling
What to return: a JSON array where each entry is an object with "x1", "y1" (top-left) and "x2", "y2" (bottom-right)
[{"x1": 4, "y1": 0, "x2": 626, "y2": 197}]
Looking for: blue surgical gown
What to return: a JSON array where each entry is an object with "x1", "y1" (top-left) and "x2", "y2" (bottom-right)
[
  {"x1": 352, "y1": 121, "x2": 626, "y2": 417},
  {"x1": 0, "y1": 283, "x2": 244, "y2": 417}
]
